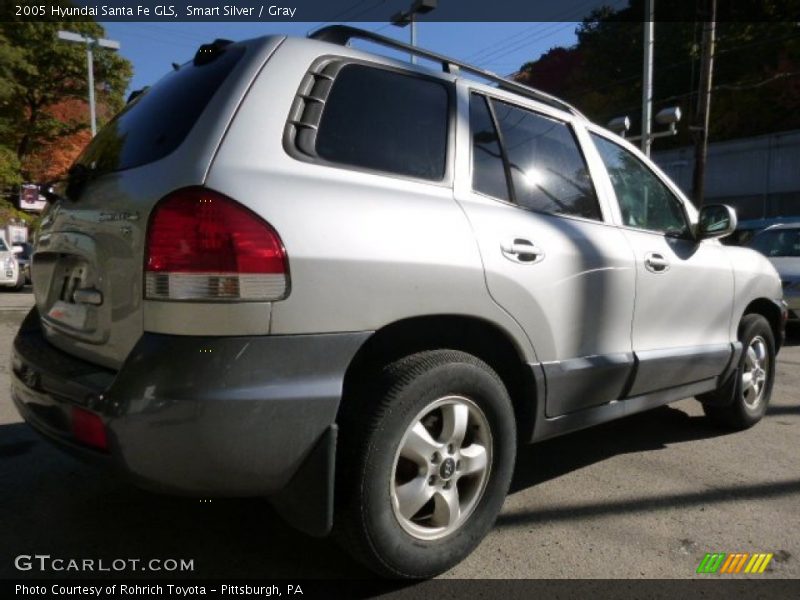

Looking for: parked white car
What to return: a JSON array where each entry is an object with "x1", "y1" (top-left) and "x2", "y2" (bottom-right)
[{"x1": 0, "y1": 237, "x2": 24, "y2": 291}]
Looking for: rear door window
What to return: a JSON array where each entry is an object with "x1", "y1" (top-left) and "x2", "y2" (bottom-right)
[
  {"x1": 491, "y1": 100, "x2": 601, "y2": 220},
  {"x1": 468, "y1": 94, "x2": 601, "y2": 221},
  {"x1": 76, "y1": 44, "x2": 246, "y2": 175},
  {"x1": 470, "y1": 94, "x2": 511, "y2": 202}
]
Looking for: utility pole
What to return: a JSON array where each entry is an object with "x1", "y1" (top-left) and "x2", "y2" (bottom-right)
[
  {"x1": 410, "y1": 13, "x2": 417, "y2": 64},
  {"x1": 641, "y1": 0, "x2": 654, "y2": 156},
  {"x1": 392, "y1": 0, "x2": 437, "y2": 65},
  {"x1": 691, "y1": 0, "x2": 716, "y2": 208},
  {"x1": 57, "y1": 31, "x2": 120, "y2": 137}
]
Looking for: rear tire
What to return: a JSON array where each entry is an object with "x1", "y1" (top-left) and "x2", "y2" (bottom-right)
[
  {"x1": 701, "y1": 314, "x2": 775, "y2": 430},
  {"x1": 335, "y1": 350, "x2": 516, "y2": 578}
]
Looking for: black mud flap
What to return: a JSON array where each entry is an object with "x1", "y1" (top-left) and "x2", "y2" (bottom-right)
[
  {"x1": 269, "y1": 425, "x2": 337, "y2": 537},
  {"x1": 699, "y1": 342, "x2": 743, "y2": 407}
]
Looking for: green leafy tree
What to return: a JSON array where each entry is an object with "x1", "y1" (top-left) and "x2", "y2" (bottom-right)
[
  {"x1": 0, "y1": 2, "x2": 132, "y2": 182},
  {"x1": 0, "y1": 146, "x2": 22, "y2": 188}
]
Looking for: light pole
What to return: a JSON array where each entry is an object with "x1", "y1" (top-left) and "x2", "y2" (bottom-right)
[
  {"x1": 391, "y1": 0, "x2": 437, "y2": 65},
  {"x1": 641, "y1": 0, "x2": 654, "y2": 156},
  {"x1": 691, "y1": 0, "x2": 717, "y2": 208},
  {"x1": 57, "y1": 30, "x2": 120, "y2": 137}
]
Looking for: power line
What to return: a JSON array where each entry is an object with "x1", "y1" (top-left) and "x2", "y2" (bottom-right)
[
  {"x1": 558, "y1": 31, "x2": 800, "y2": 100},
  {"x1": 474, "y1": 23, "x2": 579, "y2": 69},
  {"x1": 597, "y1": 70, "x2": 800, "y2": 122},
  {"x1": 465, "y1": 0, "x2": 600, "y2": 65}
]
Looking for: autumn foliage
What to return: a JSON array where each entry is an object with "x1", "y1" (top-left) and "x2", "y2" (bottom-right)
[{"x1": 23, "y1": 99, "x2": 93, "y2": 182}]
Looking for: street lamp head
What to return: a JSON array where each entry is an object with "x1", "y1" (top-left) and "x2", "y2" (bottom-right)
[
  {"x1": 57, "y1": 30, "x2": 86, "y2": 43},
  {"x1": 412, "y1": 0, "x2": 438, "y2": 13},
  {"x1": 391, "y1": 10, "x2": 411, "y2": 26},
  {"x1": 96, "y1": 38, "x2": 120, "y2": 51},
  {"x1": 393, "y1": 0, "x2": 437, "y2": 25},
  {"x1": 607, "y1": 116, "x2": 631, "y2": 135},
  {"x1": 655, "y1": 106, "x2": 682, "y2": 125},
  {"x1": 57, "y1": 30, "x2": 119, "y2": 51}
]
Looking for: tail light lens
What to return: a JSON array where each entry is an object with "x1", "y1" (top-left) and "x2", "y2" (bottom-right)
[
  {"x1": 145, "y1": 187, "x2": 289, "y2": 301},
  {"x1": 71, "y1": 407, "x2": 108, "y2": 451}
]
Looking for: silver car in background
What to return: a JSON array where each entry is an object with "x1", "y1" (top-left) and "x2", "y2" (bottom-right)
[
  {"x1": 749, "y1": 223, "x2": 800, "y2": 322},
  {"x1": 10, "y1": 26, "x2": 786, "y2": 578}
]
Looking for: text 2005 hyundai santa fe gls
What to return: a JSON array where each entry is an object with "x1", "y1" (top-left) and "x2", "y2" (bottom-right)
[{"x1": 11, "y1": 27, "x2": 787, "y2": 578}]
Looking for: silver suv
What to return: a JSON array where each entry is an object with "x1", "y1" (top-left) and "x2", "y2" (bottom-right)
[{"x1": 11, "y1": 27, "x2": 786, "y2": 578}]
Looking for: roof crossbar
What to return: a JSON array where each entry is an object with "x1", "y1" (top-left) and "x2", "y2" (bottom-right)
[{"x1": 309, "y1": 25, "x2": 584, "y2": 117}]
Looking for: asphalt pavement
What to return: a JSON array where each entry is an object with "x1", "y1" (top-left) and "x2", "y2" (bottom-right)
[{"x1": 0, "y1": 289, "x2": 798, "y2": 580}]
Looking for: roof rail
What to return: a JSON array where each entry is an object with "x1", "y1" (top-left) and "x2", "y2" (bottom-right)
[{"x1": 308, "y1": 25, "x2": 584, "y2": 118}]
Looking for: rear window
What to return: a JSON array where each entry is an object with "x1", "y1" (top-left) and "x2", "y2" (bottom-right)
[{"x1": 76, "y1": 45, "x2": 245, "y2": 175}]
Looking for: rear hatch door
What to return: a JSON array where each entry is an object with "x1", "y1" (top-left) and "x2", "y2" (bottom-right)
[{"x1": 33, "y1": 36, "x2": 283, "y2": 369}]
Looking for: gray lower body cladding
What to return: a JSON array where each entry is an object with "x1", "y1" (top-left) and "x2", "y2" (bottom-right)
[{"x1": 11, "y1": 308, "x2": 369, "y2": 500}]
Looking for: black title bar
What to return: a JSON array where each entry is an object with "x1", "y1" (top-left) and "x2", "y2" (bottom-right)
[{"x1": 6, "y1": 0, "x2": 800, "y2": 23}]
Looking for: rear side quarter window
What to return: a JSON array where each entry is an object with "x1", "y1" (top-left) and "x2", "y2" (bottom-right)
[{"x1": 287, "y1": 61, "x2": 451, "y2": 182}]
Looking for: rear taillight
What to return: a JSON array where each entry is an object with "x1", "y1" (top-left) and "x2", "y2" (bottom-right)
[
  {"x1": 145, "y1": 187, "x2": 289, "y2": 301},
  {"x1": 71, "y1": 407, "x2": 108, "y2": 451}
]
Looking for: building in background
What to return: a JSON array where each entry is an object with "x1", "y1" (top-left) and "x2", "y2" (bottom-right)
[{"x1": 653, "y1": 129, "x2": 800, "y2": 222}]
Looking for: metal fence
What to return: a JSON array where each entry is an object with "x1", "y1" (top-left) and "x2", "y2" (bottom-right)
[{"x1": 653, "y1": 129, "x2": 800, "y2": 220}]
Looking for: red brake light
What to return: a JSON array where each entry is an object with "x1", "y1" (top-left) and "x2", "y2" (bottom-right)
[
  {"x1": 145, "y1": 187, "x2": 289, "y2": 301},
  {"x1": 71, "y1": 407, "x2": 108, "y2": 451}
]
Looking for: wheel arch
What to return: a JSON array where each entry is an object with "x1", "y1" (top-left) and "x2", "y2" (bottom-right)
[
  {"x1": 340, "y1": 314, "x2": 539, "y2": 443},
  {"x1": 742, "y1": 298, "x2": 784, "y2": 351}
]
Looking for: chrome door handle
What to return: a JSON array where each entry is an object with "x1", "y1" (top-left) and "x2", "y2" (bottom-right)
[
  {"x1": 644, "y1": 252, "x2": 670, "y2": 273},
  {"x1": 501, "y1": 239, "x2": 544, "y2": 264}
]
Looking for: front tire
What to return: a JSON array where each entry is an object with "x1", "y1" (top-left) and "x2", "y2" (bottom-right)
[
  {"x1": 335, "y1": 350, "x2": 516, "y2": 578},
  {"x1": 702, "y1": 314, "x2": 775, "y2": 429}
]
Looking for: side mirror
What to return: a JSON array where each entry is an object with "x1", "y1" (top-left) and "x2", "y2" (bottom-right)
[
  {"x1": 698, "y1": 204, "x2": 737, "y2": 240},
  {"x1": 11, "y1": 245, "x2": 23, "y2": 255}
]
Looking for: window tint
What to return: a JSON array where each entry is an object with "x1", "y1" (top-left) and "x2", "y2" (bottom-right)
[
  {"x1": 315, "y1": 65, "x2": 449, "y2": 181},
  {"x1": 491, "y1": 100, "x2": 600, "y2": 220},
  {"x1": 470, "y1": 94, "x2": 510, "y2": 201},
  {"x1": 0, "y1": 238, "x2": 7, "y2": 252},
  {"x1": 77, "y1": 45, "x2": 246, "y2": 175},
  {"x1": 750, "y1": 229, "x2": 800, "y2": 257},
  {"x1": 591, "y1": 134, "x2": 689, "y2": 236}
]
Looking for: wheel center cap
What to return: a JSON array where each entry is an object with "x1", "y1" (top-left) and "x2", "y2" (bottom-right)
[{"x1": 439, "y1": 457, "x2": 456, "y2": 480}]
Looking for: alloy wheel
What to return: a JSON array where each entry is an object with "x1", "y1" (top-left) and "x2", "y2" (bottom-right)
[{"x1": 390, "y1": 395, "x2": 492, "y2": 541}]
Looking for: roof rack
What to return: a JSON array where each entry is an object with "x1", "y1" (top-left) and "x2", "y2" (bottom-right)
[{"x1": 308, "y1": 25, "x2": 584, "y2": 118}]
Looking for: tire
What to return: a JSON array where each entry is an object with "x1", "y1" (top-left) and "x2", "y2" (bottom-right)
[
  {"x1": 702, "y1": 314, "x2": 775, "y2": 430},
  {"x1": 335, "y1": 350, "x2": 516, "y2": 578},
  {"x1": 13, "y1": 272, "x2": 25, "y2": 291}
]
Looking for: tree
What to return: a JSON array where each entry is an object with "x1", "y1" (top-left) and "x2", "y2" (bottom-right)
[
  {"x1": 514, "y1": 0, "x2": 800, "y2": 147},
  {"x1": 0, "y1": 147, "x2": 22, "y2": 189},
  {"x1": 0, "y1": 2, "x2": 132, "y2": 183}
]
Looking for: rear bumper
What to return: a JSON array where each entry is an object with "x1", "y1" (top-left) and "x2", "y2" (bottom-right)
[
  {"x1": 11, "y1": 309, "x2": 369, "y2": 533},
  {"x1": 0, "y1": 264, "x2": 19, "y2": 286}
]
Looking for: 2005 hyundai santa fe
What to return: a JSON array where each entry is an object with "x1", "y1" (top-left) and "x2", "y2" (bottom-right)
[{"x1": 11, "y1": 26, "x2": 787, "y2": 578}]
